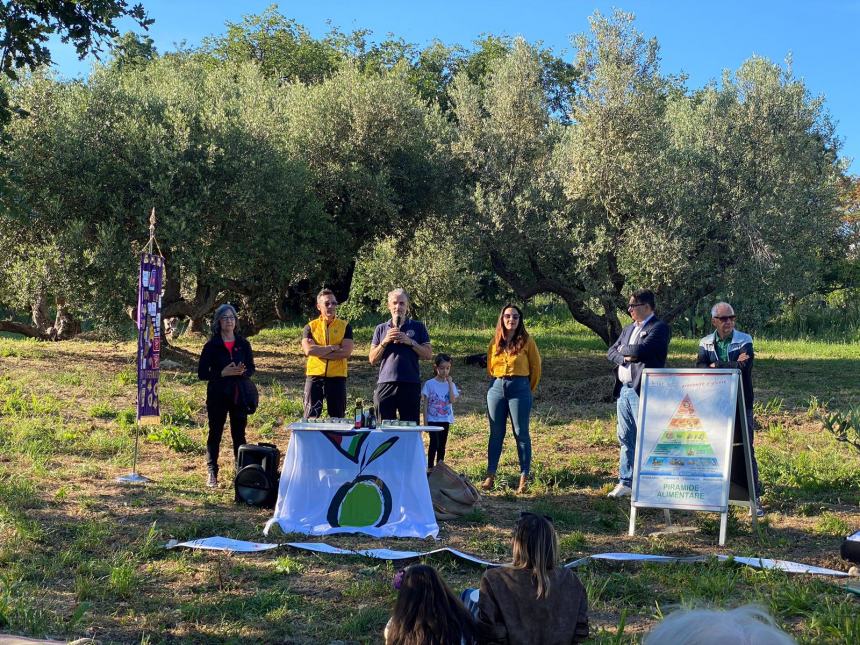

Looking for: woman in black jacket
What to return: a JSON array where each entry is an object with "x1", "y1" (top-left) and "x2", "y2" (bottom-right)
[{"x1": 198, "y1": 304, "x2": 256, "y2": 488}]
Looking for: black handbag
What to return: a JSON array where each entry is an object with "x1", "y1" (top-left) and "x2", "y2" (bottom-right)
[{"x1": 239, "y1": 377, "x2": 259, "y2": 415}]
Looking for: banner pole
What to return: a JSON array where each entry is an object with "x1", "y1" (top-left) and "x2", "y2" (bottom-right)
[{"x1": 118, "y1": 208, "x2": 161, "y2": 485}]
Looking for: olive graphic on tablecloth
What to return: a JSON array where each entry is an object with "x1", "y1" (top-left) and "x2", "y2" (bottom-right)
[
  {"x1": 327, "y1": 474, "x2": 393, "y2": 528},
  {"x1": 322, "y1": 433, "x2": 400, "y2": 529}
]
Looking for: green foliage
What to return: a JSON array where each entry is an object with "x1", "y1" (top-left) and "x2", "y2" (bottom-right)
[
  {"x1": 202, "y1": 6, "x2": 343, "y2": 83},
  {"x1": 341, "y1": 223, "x2": 480, "y2": 322},
  {"x1": 159, "y1": 389, "x2": 197, "y2": 427},
  {"x1": 1, "y1": 56, "x2": 329, "y2": 331},
  {"x1": 817, "y1": 403, "x2": 860, "y2": 453},
  {"x1": 0, "y1": 8, "x2": 851, "y2": 342},
  {"x1": 813, "y1": 512, "x2": 849, "y2": 537},
  {"x1": 0, "y1": 2, "x2": 151, "y2": 82},
  {"x1": 88, "y1": 402, "x2": 116, "y2": 419},
  {"x1": 146, "y1": 425, "x2": 203, "y2": 454}
]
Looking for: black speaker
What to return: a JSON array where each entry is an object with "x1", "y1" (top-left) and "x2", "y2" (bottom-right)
[
  {"x1": 841, "y1": 530, "x2": 860, "y2": 564},
  {"x1": 237, "y1": 443, "x2": 280, "y2": 475},
  {"x1": 235, "y1": 443, "x2": 280, "y2": 507}
]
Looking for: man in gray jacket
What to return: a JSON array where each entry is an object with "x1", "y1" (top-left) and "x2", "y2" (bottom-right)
[{"x1": 696, "y1": 301, "x2": 763, "y2": 516}]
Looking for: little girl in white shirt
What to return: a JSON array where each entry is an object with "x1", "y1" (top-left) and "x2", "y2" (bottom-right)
[{"x1": 421, "y1": 353, "x2": 460, "y2": 470}]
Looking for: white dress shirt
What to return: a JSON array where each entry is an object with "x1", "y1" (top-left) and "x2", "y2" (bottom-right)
[{"x1": 618, "y1": 313, "x2": 655, "y2": 384}]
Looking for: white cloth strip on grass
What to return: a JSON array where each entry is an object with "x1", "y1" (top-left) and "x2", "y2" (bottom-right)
[
  {"x1": 168, "y1": 536, "x2": 280, "y2": 552},
  {"x1": 728, "y1": 556, "x2": 850, "y2": 576},
  {"x1": 166, "y1": 538, "x2": 849, "y2": 576}
]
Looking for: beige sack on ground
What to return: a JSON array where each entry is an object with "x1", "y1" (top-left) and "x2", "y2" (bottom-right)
[{"x1": 428, "y1": 462, "x2": 480, "y2": 520}]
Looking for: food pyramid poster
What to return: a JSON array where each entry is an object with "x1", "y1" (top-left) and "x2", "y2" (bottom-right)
[{"x1": 641, "y1": 395, "x2": 721, "y2": 478}]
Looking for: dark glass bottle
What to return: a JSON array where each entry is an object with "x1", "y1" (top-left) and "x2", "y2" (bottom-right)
[{"x1": 354, "y1": 399, "x2": 364, "y2": 429}]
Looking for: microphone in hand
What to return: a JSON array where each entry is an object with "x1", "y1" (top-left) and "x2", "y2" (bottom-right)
[{"x1": 392, "y1": 313, "x2": 404, "y2": 343}]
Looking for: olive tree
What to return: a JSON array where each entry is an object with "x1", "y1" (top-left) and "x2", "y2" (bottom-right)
[
  {"x1": 0, "y1": 57, "x2": 328, "y2": 336},
  {"x1": 452, "y1": 11, "x2": 842, "y2": 344}
]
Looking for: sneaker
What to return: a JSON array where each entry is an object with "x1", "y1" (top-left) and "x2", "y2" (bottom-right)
[
  {"x1": 207, "y1": 472, "x2": 218, "y2": 488},
  {"x1": 749, "y1": 503, "x2": 764, "y2": 518},
  {"x1": 607, "y1": 483, "x2": 632, "y2": 498}
]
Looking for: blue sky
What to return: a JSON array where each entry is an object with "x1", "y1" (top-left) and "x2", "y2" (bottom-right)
[{"x1": 50, "y1": 1, "x2": 860, "y2": 174}]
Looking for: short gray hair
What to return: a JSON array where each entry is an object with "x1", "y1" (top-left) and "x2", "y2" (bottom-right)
[
  {"x1": 387, "y1": 288, "x2": 409, "y2": 303},
  {"x1": 711, "y1": 302, "x2": 734, "y2": 318},
  {"x1": 643, "y1": 605, "x2": 795, "y2": 645}
]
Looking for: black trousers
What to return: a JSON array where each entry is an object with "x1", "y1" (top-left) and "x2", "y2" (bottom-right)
[
  {"x1": 303, "y1": 376, "x2": 347, "y2": 418},
  {"x1": 375, "y1": 382, "x2": 421, "y2": 423},
  {"x1": 206, "y1": 396, "x2": 247, "y2": 475},
  {"x1": 427, "y1": 421, "x2": 450, "y2": 468}
]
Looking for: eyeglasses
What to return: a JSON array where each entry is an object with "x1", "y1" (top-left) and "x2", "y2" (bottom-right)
[
  {"x1": 627, "y1": 302, "x2": 646, "y2": 310},
  {"x1": 714, "y1": 315, "x2": 736, "y2": 321},
  {"x1": 220, "y1": 316, "x2": 236, "y2": 322},
  {"x1": 519, "y1": 511, "x2": 553, "y2": 523}
]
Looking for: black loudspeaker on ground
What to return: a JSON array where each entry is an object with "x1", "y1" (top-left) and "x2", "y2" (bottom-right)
[{"x1": 234, "y1": 443, "x2": 281, "y2": 508}]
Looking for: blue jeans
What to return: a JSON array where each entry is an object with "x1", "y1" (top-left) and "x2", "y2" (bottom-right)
[
  {"x1": 486, "y1": 377, "x2": 532, "y2": 476},
  {"x1": 616, "y1": 385, "x2": 639, "y2": 487}
]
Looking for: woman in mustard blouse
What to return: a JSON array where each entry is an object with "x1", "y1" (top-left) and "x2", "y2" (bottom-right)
[{"x1": 482, "y1": 304, "x2": 541, "y2": 494}]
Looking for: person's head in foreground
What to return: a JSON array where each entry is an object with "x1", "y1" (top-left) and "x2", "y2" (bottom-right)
[
  {"x1": 512, "y1": 511, "x2": 558, "y2": 598},
  {"x1": 386, "y1": 564, "x2": 476, "y2": 645},
  {"x1": 642, "y1": 604, "x2": 796, "y2": 645}
]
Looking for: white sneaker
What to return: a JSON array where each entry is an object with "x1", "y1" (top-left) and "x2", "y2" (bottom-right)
[
  {"x1": 749, "y1": 503, "x2": 764, "y2": 518},
  {"x1": 608, "y1": 483, "x2": 632, "y2": 498}
]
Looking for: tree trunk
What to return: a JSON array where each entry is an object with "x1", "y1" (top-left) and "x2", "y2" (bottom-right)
[
  {"x1": 0, "y1": 320, "x2": 50, "y2": 339},
  {"x1": 2, "y1": 295, "x2": 80, "y2": 340},
  {"x1": 31, "y1": 293, "x2": 51, "y2": 331},
  {"x1": 53, "y1": 298, "x2": 80, "y2": 340},
  {"x1": 187, "y1": 316, "x2": 206, "y2": 334},
  {"x1": 488, "y1": 248, "x2": 623, "y2": 345}
]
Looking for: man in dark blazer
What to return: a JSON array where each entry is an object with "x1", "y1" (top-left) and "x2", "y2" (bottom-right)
[{"x1": 606, "y1": 289, "x2": 671, "y2": 497}]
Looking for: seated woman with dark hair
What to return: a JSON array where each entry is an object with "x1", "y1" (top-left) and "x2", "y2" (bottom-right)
[
  {"x1": 477, "y1": 513, "x2": 589, "y2": 644},
  {"x1": 385, "y1": 564, "x2": 476, "y2": 645}
]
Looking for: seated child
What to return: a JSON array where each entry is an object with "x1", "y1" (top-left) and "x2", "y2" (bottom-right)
[{"x1": 385, "y1": 564, "x2": 476, "y2": 645}]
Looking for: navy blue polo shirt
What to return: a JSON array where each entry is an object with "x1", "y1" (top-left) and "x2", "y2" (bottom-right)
[{"x1": 371, "y1": 319, "x2": 430, "y2": 384}]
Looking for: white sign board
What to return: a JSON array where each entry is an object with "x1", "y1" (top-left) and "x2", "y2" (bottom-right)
[
  {"x1": 629, "y1": 369, "x2": 757, "y2": 546},
  {"x1": 632, "y1": 369, "x2": 738, "y2": 511}
]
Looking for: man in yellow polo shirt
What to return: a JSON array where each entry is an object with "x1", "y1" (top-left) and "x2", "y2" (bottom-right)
[{"x1": 301, "y1": 289, "x2": 354, "y2": 418}]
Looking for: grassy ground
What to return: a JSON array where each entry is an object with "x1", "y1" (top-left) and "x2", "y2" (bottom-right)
[{"x1": 1, "y1": 322, "x2": 859, "y2": 644}]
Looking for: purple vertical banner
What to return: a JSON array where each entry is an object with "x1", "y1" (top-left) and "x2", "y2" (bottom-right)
[{"x1": 137, "y1": 253, "x2": 164, "y2": 425}]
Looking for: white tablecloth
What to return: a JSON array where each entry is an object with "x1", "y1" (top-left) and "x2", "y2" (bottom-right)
[{"x1": 264, "y1": 424, "x2": 440, "y2": 538}]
